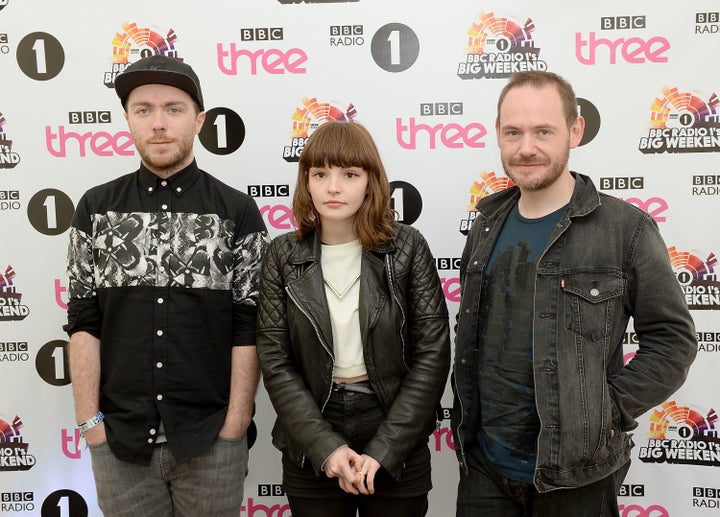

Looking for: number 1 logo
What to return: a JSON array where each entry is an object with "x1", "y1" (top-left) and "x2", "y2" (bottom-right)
[
  {"x1": 371, "y1": 23, "x2": 420, "y2": 72},
  {"x1": 16, "y1": 31, "x2": 65, "y2": 80}
]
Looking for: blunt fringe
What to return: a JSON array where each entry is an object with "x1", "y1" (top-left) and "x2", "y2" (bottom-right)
[{"x1": 293, "y1": 121, "x2": 396, "y2": 248}]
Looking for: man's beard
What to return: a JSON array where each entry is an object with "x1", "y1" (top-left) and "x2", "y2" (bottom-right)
[{"x1": 503, "y1": 146, "x2": 570, "y2": 192}]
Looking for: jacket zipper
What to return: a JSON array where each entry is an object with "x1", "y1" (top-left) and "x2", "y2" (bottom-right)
[
  {"x1": 384, "y1": 254, "x2": 409, "y2": 371},
  {"x1": 285, "y1": 285, "x2": 335, "y2": 468}
]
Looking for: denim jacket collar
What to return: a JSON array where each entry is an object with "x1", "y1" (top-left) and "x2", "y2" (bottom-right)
[{"x1": 476, "y1": 172, "x2": 601, "y2": 223}]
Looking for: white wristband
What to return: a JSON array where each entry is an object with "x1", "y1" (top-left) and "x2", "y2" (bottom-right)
[{"x1": 77, "y1": 411, "x2": 104, "y2": 434}]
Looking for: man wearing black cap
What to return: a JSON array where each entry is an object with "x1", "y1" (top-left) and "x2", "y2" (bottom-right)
[{"x1": 64, "y1": 54, "x2": 269, "y2": 516}]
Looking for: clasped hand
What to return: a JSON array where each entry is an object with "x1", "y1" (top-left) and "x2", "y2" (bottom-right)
[{"x1": 323, "y1": 447, "x2": 381, "y2": 495}]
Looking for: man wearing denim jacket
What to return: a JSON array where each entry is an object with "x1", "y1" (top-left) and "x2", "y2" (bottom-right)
[{"x1": 451, "y1": 71, "x2": 697, "y2": 516}]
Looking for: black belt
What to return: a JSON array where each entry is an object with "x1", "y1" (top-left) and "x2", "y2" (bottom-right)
[{"x1": 332, "y1": 381, "x2": 374, "y2": 395}]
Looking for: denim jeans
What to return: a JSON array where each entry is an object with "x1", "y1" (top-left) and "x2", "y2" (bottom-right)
[
  {"x1": 89, "y1": 435, "x2": 248, "y2": 517},
  {"x1": 456, "y1": 443, "x2": 629, "y2": 517}
]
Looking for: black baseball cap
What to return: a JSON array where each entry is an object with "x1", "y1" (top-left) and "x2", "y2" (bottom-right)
[{"x1": 114, "y1": 55, "x2": 204, "y2": 111}]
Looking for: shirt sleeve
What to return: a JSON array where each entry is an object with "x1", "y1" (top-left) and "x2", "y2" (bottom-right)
[
  {"x1": 231, "y1": 197, "x2": 269, "y2": 346},
  {"x1": 63, "y1": 194, "x2": 101, "y2": 338}
]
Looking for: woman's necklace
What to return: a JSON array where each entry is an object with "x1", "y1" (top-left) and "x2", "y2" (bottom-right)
[{"x1": 323, "y1": 273, "x2": 360, "y2": 299}]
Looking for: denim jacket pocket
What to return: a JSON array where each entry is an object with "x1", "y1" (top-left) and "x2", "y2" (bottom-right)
[
  {"x1": 558, "y1": 270, "x2": 625, "y2": 466},
  {"x1": 562, "y1": 270, "x2": 623, "y2": 342}
]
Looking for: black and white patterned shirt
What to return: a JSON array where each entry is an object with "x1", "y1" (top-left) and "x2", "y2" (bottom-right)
[{"x1": 64, "y1": 160, "x2": 269, "y2": 465}]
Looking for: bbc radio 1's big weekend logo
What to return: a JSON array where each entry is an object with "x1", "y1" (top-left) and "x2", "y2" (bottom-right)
[
  {"x1": 638, "y1": 86, "x2": 720, "y2": 154},
  {"x1": 0, "y1": 414, "x2": 36, "y2": 472},
  {"x1": 0, "y1": 113, "x2": 21, "y2": 171},
  {"x1": 669, "y1": 247, "x2": 720, "y2": 310},
  {"x1": 282, "y1": 97, "x2": 357, "y2": 162},
  {"x1": 458, "y1": 171, "x2": 514, "y2": 234},
  {"x1": 457, "y1": 11, "x2": 547, "y2": 80},
  {"x1": 639, "y1": 400, "x2": 720, "y2": 467},
  {"x1": 0, "y1": 266, "x2": 29, "y2": 321},
  {"x1": 102, "y1": 21, "x2": 182, "y2": 88}
]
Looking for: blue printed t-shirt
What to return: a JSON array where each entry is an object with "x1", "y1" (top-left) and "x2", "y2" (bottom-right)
[{"x1": 476, "y1": 202, "x2": 565, "y2": 483}]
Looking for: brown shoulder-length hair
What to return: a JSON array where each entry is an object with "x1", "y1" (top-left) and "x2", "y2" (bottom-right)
[{"x1": 293, "y1": 121, "x2": 396, "y2": 248}]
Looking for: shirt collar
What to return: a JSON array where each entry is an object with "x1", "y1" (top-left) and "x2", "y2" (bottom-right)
[{"x1": 138, "y1": 160, "x2": 201, "y2": 197}]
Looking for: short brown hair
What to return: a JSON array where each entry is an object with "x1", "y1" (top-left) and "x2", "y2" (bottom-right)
[
  {"x1": 293, "y1": 121, "x2": 395, "y2": 248},
  {"x1": 497, "y1": 71, "x2": 579, "y2": 128}
]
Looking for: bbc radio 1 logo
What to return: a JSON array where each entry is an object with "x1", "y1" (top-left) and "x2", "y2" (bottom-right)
[
  {"x1": 695, "y1": 12, "x2": 720, "y2": 35},
  {"x1": 670, "y1": 247, "x2": 720, "y2": 310},
  {"x1": 46, "y1": 108, "x2": 132, "y2": 158},
  {"x1": 0, "y1": 341, "x2": 29, "y2": 364},
  {"x1": 218, "y1": 26, "x2": 308, "y2": 76},
  {"x1": 639, "y1": 400, "x2": 720, "y2": 467},
  {"x1": 0, "y1": 190, "x2": 20, "y2": 212},
  {"x1": 16, "y1": 31, "x2": 65, "y2": 81},
  {"x1": 1, "y1": 491, "x2": 35, "y2": 513},
  {"x1": 693, "y1": 486, "x2": 720, "y2": 510},
  {"x1": 0, "y1": 113, "x2": 21, "y2": 170},
  {"x1": 330, "y1": 25, "x2": 364, "y2": 47},
  {"x1": 696, "y1": 331, "x2": 720, "y2": 353},
  {"x1": 458, "y1": 171, "x2": 514, "y2": 235},
  {"x1": 397, "y1": 101, "x2": 488, "y2": 151},
  {"x1": 457, "y1": 11, "x2": 547, "y2": 80},
  {"x1": 199, "y1": 108, "x2": 246, "y2": 155},
  {"x1": 638, "y1": 86, "x2": 720, "y2": 154},
  {"x1": 577, "y1": 14, "x2": 670, "y2": 65},
  {"x1": 281, "y1": 97, "x2": 357, "y2": 162},
  {"x1": 0, "y1": 265, "x2": 29, "y2": 321},
  {"x1": 0, "y1": 414, "x2": 36, "y2": 472},
  {"x1": 692, "y1": 174, "x2": 720, "y2": 196},
  {"x1": 103, "y1": 21, "x2": 181, "y2": 88}
]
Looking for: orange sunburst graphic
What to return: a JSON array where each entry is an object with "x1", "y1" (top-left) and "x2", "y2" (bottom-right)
[
  {"x1": 111, "y1": 22, "x2": 179, "y2": 64},
  {"x1": 648, "y1": 401, "x2": 718, "y2": 441},
  {"x1": 648, "y1": 86, "x2": 720, "y2": 129},
  {"x1": 668, "y1": 247, "x2": 717, "y2": 281},
  {"x1": 466, "y1": 11, "x2": 535, "y2": 55},
  {"x1": 290, "y1": 97, "x2": 357, "y2": 139},
  {"x1": 466, "y1": 171, "x2": 514, "y2": 211}
]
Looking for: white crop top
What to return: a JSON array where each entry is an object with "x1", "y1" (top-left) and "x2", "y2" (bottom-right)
[{"x1": 320, "y1": 239, "x2": 366, "y2": 379}]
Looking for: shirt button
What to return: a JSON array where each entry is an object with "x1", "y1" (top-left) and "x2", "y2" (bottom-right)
[
  {"x1": 157, "y1": 297, "x2": 164, "y2": 304},
  {"x1": 159, "y1": 266, "x2": 165, "y2": 273},
  {"x1": 590, "y1": 288, "x2": 600, "y2": 297},
  {"x1": 161, "y1": 180, "x2": 168, "y2": 187},
  {"x1": 149, "y1": 428, "x2": 157, "y2": 435},
  {"x1": 148, "y1": 187, "x2": 154, "y2": 193},
  {"x1": 156, "y1": 394, "x2": 163, "y2": 401},
  {"x1": 156, "y1": 330, "x2": 163, "y2": 336},
  {"x1": 147, "y1": 438, "x2": 154, "y2": 444},
  {"x1": 176, "y1": 187, "x2": 182, "y2": 193},
  {"x1": 161, "y1": 204, "x2": 168, "y2": 210},
  {"x1": 156, "y1": 362, "x2": 163, "y2": 369}
]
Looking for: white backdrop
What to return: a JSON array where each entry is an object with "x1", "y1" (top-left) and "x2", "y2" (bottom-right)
[{"x1": 1, "y1": 1, "x2": 719, "y2": 515}]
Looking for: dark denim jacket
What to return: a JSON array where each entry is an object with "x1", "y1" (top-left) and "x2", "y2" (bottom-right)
[{"x1": 451, "y1": 173, "x2": 696, "y2": 492}]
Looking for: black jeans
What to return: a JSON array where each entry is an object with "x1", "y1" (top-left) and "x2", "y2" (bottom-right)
[
  {"x1": 283, "y1": 386, "x2": 431, "y2": 517},
  {"x1": 456, "y1": 443, "x2": 630, "y2": 517}
]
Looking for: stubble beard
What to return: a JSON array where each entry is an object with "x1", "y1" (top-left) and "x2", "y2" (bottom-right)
[{"x1": 502, "y1": 146, "x2": 570, "y2": 192}]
